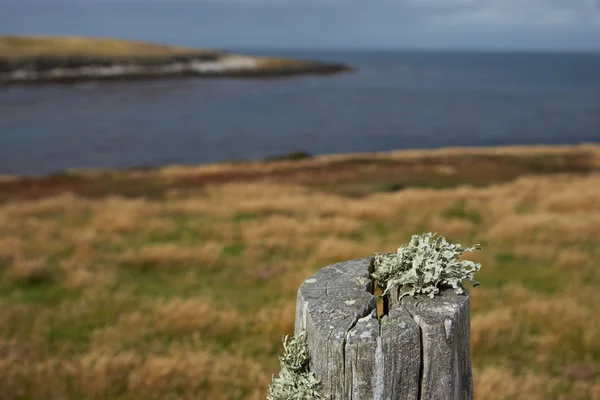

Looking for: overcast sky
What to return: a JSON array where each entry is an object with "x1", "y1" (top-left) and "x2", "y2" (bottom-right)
[{"x1": 2, "y1": 0, "x2": 600, "y2": 50}]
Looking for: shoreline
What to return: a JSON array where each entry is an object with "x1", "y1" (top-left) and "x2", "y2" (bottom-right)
[
  {"x1": 0, "y1": 55, "x2": 355, "y2": 85},
  {"x1": 1, "y1": 142, "x2": 598, "y2": 181},
  {"x1": 1, "y1": 142, "x2": 598, "y2": 205},
  {"x1": 0, "y1": 36, "x2": 355, "y2": 85}
]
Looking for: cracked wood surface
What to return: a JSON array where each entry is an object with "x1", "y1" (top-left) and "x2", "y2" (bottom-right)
[{"x1": 295, "y1": 258, "x2": 473, "y2": 400}]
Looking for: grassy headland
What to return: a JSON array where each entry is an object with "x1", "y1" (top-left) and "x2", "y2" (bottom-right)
[
  {"x1": 0, "y1": 35, "x2": 222, "y2": 59},
  {"x1": 0, "y1": 144, "x2": 599, "y2": 399},
  {"x1": 0, "y1": 35, "x2": 354, "y2": 84}
]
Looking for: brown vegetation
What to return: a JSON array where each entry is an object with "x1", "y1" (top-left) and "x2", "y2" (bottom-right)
[
  {"x1": 0, "y1": 144, "x2": 599, "y2": 399},
  {"x1": 0, "y1": 35, "x2": 215, "y2": 59}
]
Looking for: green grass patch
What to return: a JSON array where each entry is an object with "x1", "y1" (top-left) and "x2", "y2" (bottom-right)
[
  {"x1": 477, "y1": 251, "x2": 565, "y2": 294},
  {"x1": 359, "y1": 217, "x2": 414, "y2": 244},
  {"x1": 132, "y1": 330, "x2": 238, "y2": 356},
  {"x1": 44, "y1": 306, "x2": 124, "y2": 353},
  {"x1": 116, "y1": 254, "x2": 284, "y2": 311},
  {"x1": 319, "y1": 178, "x2": 472, "y2": 198},
  {"x1": 117, "y1": 263, "x2": 206, "y2": 297},
  {"x1": 375, "y1": 182, "x2": 406, "y2": 193},
  {"x1": 221, "y1": 277, "x2": 287, "y2": 311},
  {"x1": 442, "y1": 201, "x2": 482, "y2": 224},
  {"x1": 145, "y1": 215, "x2": 206, "y2": 245},
  {"x1": 470, "y1": 324, "x2": 544, "y2": 375},
  {"x1": 106, "y1": 214, "x2": 211, "y2": 256},
  {"x1": 8, "y1": 267, "x2": 56, "y2": 287},
  {"x1": 0, "y1": 281, "x2": 79, "y2": 306},
  {"x1": 0, "y1": 260, "x2": 79, "y2": 306},
  {"x1": 347, "y1": 231, "x2": 365, "y2": 242},
  {"x1": 516, "y1": 204, "x2": 534, "y2": 215},
  {"x1": 354, "y1": 221, "x2": 393, "y2": 240},
  {"x1": 91, "y1": 239, "x2": 128, "y2": 255},
  {"x1": 232, "y1": 212, "x2": 259, "y2": 223},
  {"x1": 222, "y1": 243, "x2": 246, "y2": 257},
  {"x1": 495, "y1": 251, "x2": 519, "y2": 263},
  {"x1": 255, "y1": 244, "x2": 296, "y2": 262}
]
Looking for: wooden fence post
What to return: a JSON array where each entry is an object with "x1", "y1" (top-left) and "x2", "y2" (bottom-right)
[{"x1": 294, "y1": 257, "x2": 473, "y2": 400}]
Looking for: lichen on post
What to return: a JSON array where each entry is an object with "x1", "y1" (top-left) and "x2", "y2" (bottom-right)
[{"x1": 267, "y1": 331, "x2": 323, "y2": 400}]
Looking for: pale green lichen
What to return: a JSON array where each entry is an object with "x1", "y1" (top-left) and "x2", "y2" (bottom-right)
[
  {"x1": 372, "y1": 232, "x2": 482, "y2": 299},
  {"x1": 267, "y1": 331, "x2": 322, "y2": 400}
]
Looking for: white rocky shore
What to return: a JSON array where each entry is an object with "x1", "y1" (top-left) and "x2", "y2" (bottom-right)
[{"x1": 0, "y1": 53, "x2": 353, "y2": 85}]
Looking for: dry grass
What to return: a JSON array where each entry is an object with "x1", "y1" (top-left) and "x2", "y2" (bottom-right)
[
  {"x1": 0, "y1": 144, "x2": 599, "y2": 399},
  {"x1": 255, "y1": 57, "x2": 312, "y2": 69},
  {"x1": 253, "y1": 57, "x2": 346, "y2": 72},
  {"x1": 0, "y1": 35, "x2": 214, "y2": 59},
  {"x1": 156, "y1": 142, "x2": 600, "y2": 180}
]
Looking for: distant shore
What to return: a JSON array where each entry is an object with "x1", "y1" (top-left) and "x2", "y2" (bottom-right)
[
  {"x1": 0, "y1": 35, "x2": 355, "y2": 85},
  {"x1": 1, "y1": 143, "x2": 598, "y2": 187}
]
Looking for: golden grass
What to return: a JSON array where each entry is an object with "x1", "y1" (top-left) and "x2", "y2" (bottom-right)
[
  {"x1": 119, "y1": 242, "x2": 224, "y2": 269},
  {"x1": 0, "y1": 35, "x2": 213, "y2": 59},
  {"x1": 153, "y1": 142, "x2": 600, "y2": 180},
  {"x1": 0, "y1": 145, "x2": 599, "y2": 399},
  {"x1": 253, "y1": 57, "x2": 335, "y2": 71},
  {"x1": 254, "y1": 57, "x2": 310, "y2": 68}
]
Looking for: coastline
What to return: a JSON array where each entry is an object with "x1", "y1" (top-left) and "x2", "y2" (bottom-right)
[
  {"x1": 0, "y1": 35, "x2": 355, "y2": 85},
  {"x1": 0, "y1": 143, "x2": 598, "y2": 202}
]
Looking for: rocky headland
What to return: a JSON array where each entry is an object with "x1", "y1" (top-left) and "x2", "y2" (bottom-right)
[{"x1": 0, "y1": 35, "x2": 355, "y2": 85}]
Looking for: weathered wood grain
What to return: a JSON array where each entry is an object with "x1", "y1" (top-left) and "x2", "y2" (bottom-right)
[
  {"x1": 345, "y1": 309, "x2": 380, "y2": 399},
  {"x1": 294, "y1": 258, "x2": 473, "y2": 400},
  {"x1": 294, "y1": 258, "x2": 376, "y2": 399},
  {"x1": 401, "y1": 289, "x2": 473, "y2": 400},
  {"x1": 380, "y1": 307, "x2": 421, "y2": 400}
]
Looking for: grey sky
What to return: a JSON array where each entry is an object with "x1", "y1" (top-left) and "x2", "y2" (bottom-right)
[{"x1": 2, "y1": 0, "x2": 600, "y2": 50}]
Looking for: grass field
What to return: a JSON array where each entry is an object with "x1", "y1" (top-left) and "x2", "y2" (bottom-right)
[
  {"x1": 0, "y1": 35, "x2": 216, "y2": 59},
  {"x1": 0, "y1": 144, "x2": 599, "y2": 399}
]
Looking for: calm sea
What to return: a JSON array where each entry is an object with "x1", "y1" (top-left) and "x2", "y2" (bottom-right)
[{"x1": 1, "y1": 50, "x2": 600, "y2": 176}]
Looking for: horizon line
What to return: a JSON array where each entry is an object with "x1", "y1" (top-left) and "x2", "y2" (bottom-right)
[{"x1": 220, "y1": 46, "x2": 600, "y2": 54}]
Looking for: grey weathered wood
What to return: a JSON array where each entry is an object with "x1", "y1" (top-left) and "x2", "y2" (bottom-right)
[
  {"x1": 345, "y1": 309, "x2": 379, "y2": 399},
  {"x1": 401, "y1": 289, "x2": 473, "y2": 400},
  {"x1": 295, "y1": 258, "x2": 473, "y2": 400},
  {"x1": 380, "y1": 307, "x2": 421, "y2": 400},
  {"x1": 295, "y1": 258, "x2": 376, "y2": 399}
]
